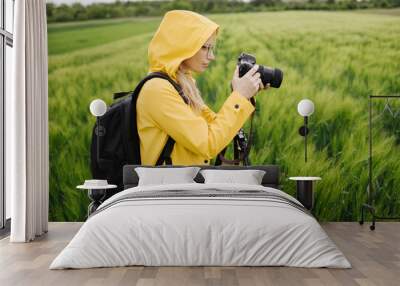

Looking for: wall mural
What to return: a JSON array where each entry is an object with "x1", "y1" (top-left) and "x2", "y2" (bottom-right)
[{"x1": 47, "y1": 10, "x2": 400, "y2": 222}]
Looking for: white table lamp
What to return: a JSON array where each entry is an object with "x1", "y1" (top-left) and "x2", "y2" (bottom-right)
[
  {"x1": 297, "y1": 99, "x2": 315, "y2": 163},
  {"x1": 90, "y1": 99, "x2": 108, "y2": 163}
]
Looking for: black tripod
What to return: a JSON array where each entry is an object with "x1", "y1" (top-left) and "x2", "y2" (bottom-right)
[{"x1": 215, "y1": 98, "x2": 256, "y2": 166}]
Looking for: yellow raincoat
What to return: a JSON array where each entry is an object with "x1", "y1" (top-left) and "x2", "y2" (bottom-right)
[{"x1": 137, "y1": 10, "x2": 255, "y2": 165}]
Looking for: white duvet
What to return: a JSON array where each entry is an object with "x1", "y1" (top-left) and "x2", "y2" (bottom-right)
[{"x1": 50, "y1": 183, "x2": 351, "y2": 269}]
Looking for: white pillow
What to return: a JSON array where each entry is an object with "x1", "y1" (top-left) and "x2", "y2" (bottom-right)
[
  {"x1": 135, "y1": 167, "x2": 201, "y2": 186},
  {"x1": 200, "y1": 169, "x2": 266, "y2": 185}
]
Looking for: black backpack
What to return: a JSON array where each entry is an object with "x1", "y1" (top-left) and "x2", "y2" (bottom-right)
[{"x1": 90, "y1": 72, "x2": 188, "y2": 197}]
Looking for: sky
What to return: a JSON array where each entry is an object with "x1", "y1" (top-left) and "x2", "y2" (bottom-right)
[
  {"x1": 47, "y1": 0, "x2": 254, "y2": 5},
  {"x1": 47, "y1": 0, "x2": 132, "y2": 5}
]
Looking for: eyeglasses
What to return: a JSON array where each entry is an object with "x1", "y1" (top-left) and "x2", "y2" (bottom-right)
[{"x1": 201, "y1": 45, "x2": 215, "y2": 58}]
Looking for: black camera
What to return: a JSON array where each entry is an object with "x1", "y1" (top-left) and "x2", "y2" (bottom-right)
[{"x1": 237, "y1": 53, "x2": 283, "y2": 88}]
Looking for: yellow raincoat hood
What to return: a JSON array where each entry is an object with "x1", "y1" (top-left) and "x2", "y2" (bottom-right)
[{"x1": 148, "y1": 10, "x2": 219, "y2": 80}]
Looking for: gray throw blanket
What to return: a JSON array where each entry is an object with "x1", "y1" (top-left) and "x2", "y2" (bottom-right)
[{"x1": 91, "y1": 189, "x2": 309, "y2": 218}]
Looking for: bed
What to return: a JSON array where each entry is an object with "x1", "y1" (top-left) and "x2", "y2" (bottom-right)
[{"x1": 50, "y1": 165, "x2": 351, "y2": 269}]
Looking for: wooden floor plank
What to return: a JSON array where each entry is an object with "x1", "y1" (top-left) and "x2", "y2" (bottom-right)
[{"x1": 0, "y1": 222, "x2": 399, "y2": 286}]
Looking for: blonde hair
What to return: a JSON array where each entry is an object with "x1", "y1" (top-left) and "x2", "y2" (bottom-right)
[
  {"x1": 176, "y1": 66, "x2": 205, "y2": 114},
  {"x1": 176, "y1": 32, "x2": 217, "y2": 114}
]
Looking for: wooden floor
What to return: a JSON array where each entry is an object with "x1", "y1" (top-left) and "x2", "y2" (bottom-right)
[{"x1": 0, "y1": 222, "x2": 399, "y2": 286}]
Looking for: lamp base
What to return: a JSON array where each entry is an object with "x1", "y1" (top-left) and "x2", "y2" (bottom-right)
[
  {"x1": 298, "y1": 126, "x2": 309, "y2": 136},
  {"x1": 95, "y1": 125, "x2": 106, "y2": 136}
]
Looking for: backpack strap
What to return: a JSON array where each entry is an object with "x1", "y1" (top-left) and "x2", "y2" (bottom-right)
[
  {"x1": 148, "y1": 72, "x2": 189, "y2": 105},
  {"x1": 130, "y1": 72, "x2": 188, "y2": 166},
  {"x1": 155, "y1": 137, "x2": 175, "y2": 166},
  {"x1": 113, "y1": 91, "x2": 133, "y2": 100}
]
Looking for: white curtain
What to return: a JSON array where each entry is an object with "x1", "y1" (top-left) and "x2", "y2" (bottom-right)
[{"x1": 7, "y1": 0, "x2": 49, "y2": 242}]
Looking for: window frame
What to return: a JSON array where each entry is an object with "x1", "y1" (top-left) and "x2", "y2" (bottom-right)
[{"x1": 0, "y1": 0, "x2": 14, "y2": 233}]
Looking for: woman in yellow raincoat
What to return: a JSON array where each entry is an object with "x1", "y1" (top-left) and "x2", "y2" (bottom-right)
[{"x1": 137, "y1": 10, "x2": 268, "y2": 166}]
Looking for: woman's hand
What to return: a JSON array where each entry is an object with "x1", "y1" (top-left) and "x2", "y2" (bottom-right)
[{"x1": 231, "y1": 65, "x2": 269, "y2": 99}]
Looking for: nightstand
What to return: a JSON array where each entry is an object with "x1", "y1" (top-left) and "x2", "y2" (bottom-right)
[
  {"x1": 289, "y1": 177, "x2": 321, "y2": 210},
  {"x1": 77, "y1": 180, "x2": 117, "y2": 217}
]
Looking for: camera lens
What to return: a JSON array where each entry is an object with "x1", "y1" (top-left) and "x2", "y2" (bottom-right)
[{"x1": 259, "y1": 66, "x2": 283, "y2": 88}]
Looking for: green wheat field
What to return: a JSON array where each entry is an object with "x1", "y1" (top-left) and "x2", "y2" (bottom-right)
[{"x1": 48, "y1": 10, "x2": 400, "y2": 222}]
